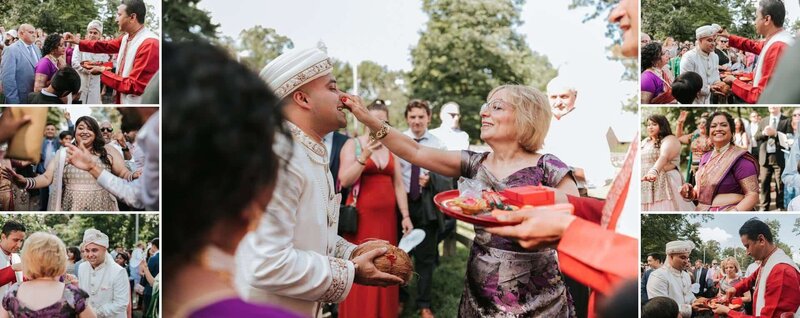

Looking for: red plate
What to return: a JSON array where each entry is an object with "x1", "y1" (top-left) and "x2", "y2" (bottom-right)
[{"x1": 433, "y1": 190, "x2": 574, "y2": 227}]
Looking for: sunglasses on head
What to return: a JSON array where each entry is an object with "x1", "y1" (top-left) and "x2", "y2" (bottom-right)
[{"x1": 100, "y1": 127, "x2": 113, "y2": 133}]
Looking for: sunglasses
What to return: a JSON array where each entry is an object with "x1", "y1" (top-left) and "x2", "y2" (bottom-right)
[
  {"x1": 448, "y1": 113, "x2": 460, "y2": 118},
  {"x1": 100, "y1": 127, "x2": 113, "y2": 133}
]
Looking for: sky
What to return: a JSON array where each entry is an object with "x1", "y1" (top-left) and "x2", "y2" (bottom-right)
[
  {"x1": 695, "y1": 214, "x2": 800, "y2": 263},
  {"x1": 195, "y1": 0, "x2": 638, "y2": 122}
]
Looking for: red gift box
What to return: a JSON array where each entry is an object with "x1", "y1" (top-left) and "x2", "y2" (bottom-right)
[{"x1": 501, "y1": 186, "x2": 554, "y2": 206}]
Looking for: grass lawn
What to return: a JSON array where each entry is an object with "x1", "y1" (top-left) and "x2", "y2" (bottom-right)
[{"x1": 400, "y1": 243, "x2": 470, "y2": 318}]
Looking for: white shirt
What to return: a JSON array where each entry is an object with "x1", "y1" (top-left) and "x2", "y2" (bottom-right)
[
  {"x1": 399, "y1": 129, "x2": 444, "y2": 192},
  {"x1": 429, "y1": 126, "x2": 469, "y2": 151},
  {"x1": 745, "y1": 262, "x2": 761, "y2": 278},
  {"x1": 542, "y1": 107, "x2": 614, "y2": 189},
  {"x1": 78, "y1": 255, "x2": 129, "y2": 318},
  {"x1": 0, "y1": 252, "x2": 21, "y2": 297},
  {"x1": 680, "y1": 47, "x2": 721, "y2": 104},
  {"x1": 647, "y1": 265, "x2": 696, "y2": 318},
  {"x1": 322, "y1": 132, "x2": 334, "y2": 155},
  {"x1": 235, "y1": 123, "x2": 357, "y2": 317}
]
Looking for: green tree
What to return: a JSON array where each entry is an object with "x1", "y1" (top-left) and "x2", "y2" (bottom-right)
[
  {"x1": 642, "y1": 0, "x2": 733, "y2": 42},
  {"x1": 237, "y1": 26, "x2": 294, "y2": 72},
  {"x1": 700, "y1": 239, "x2": 722, "y2": 263},
  {"x1": 90, "y1": 107, "x2": 122, "y2": 130},
  {"x1": 409, "y1": 0, "x2": 556, "y2": 141},
  {"x1": 98, "y1": 0, "x2": 160, "y2": 38},
  {"x1": 0, "y1": 214, "x2": 158, "y2": 249},
  {"x1": 1, "y1": 0, "x2": 99, "y2": 34},
  {"x1": 792, "y1": 19, "x2": 800, "y2": 34},
  {"x1": 163, "y1": 0, "x2": 218, "y2": 42},
  {"x1": 727, "y1": 0, "x2": 757, "y2": 39},
  {"x1": 641, "y1": 214, "x2": 711, "y2": 261}
]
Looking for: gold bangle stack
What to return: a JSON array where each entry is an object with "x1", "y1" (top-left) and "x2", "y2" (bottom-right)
[{"x1": 369, "y1": 121, "x2": 391, "y2": 143}]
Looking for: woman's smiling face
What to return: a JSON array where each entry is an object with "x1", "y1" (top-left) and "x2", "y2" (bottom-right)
[{"x1": 75, "y1": 121, "x2": 96, "y2": 147}]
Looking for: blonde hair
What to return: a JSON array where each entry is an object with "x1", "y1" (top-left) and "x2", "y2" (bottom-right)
[
  {"x1": 721, "y1": 256, "x2": 740, "y2": 274},
  {"x1": 21, "y1": 232, "x2": 67, "y2": 279},
  {"x1": 487, "y1": 85, "x2": 551, "y2": 152}
]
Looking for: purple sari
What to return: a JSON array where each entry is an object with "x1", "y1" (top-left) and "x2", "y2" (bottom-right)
[
  {"x1": 695, "y1": 147, "x2": 759, "y2": 211},
  {"x1": 188, "y1": 298, "x2": 302, "y2": 318},
  {"x1": 457, "y1": 151, "x2": 576, "y2": 317}
]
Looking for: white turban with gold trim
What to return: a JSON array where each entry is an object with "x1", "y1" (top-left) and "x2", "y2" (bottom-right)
[
  {"x1": 82, "y1": 228, "x2": 109, "y2": 249},
  {"x1": 696, "y1": 24, "x2": 722, "y2": 40},
  {"x1": 260, "y1": 42, "x2": 333, "y2": 99},
  {"x1": 666, "y1": 240, "x2": 695, "y2": 255}
]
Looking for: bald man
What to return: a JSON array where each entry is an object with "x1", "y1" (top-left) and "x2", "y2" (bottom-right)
[{"x1": 1, "y1": 24, "x2": 41, "y2": 104}]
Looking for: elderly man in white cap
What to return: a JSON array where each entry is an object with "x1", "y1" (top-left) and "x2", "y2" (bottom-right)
[
  {"x1": 647, "y1": 240, "x2": 709, "y2": 318},
  {"x1": 430, "y1": 101, "x2": 469, "y2": 151},
  {"x1": 77, "y1": 228, "x2": 129, "y2": 318},
  {"x1": 680, "y1": 24, "x2": 726, "y2": 104},
  {"x1": 234, "y1": 43, "x2": 404, "y2": 317},
  {"x1": 72, "y1": 20, "x2": 110, "y2": 104}
]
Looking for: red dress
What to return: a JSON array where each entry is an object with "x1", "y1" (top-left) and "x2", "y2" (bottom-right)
[{"x1": 339, "y1": 155, "x2": 399, "y2": 318}]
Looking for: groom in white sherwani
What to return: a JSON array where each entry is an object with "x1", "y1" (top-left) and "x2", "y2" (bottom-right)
[{"x1": 235, "y1": 43, "x2": 404, "y2": 317}]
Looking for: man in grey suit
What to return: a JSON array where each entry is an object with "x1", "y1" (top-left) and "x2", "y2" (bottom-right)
[
  {"x1": 1, "y1": 24, "x2": 40, "y2": 104},
  {"x1": 755, "y1": 106, "x2": 792, "y2": 210}
]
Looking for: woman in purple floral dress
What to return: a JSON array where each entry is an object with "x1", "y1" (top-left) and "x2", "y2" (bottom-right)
[
  {"x1": 0, "y1": 232, "x2": 96, "y2": 318},
  {"x1": 344, "y1": 84, "x2": 580, "y2": 317}
]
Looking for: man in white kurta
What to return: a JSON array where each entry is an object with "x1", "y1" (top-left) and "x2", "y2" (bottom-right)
[
  {"x1": 71, "y1": 20, "x2": 110, "y2": 104},
  {"x1": 77, "y1": 229, "x2": 129, "y2": 318},
  {"x1": 647, "y1": 240, "x2": 701, "y2": 318},
  {"x1": 680, "y1": 24, "x2": 724, "y2": 104},
  {"x1": 235, "y1": 43, "x2": 403, "y2": 317}
]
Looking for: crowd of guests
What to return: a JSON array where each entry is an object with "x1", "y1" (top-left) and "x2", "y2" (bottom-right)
[
  {"x1": 0, "y1": 220, "x2": 161, "y2": 318},
  {"x1": 640, "y1": 218, "x2": 800, "y2": 318},
  {"x1": 0, "y1": 0, "x2": 160, "y2": 105},
  {"x1": 641, "y1": 0, "x2": 795, "y2": 104},
  {"x1": 642, "y1": 106, "x2": 800, "y2": 211},
  {"x1": 0, "y1": 106, "x2": 158, "y2": 211}
]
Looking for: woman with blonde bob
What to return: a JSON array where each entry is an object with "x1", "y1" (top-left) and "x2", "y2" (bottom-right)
[
  {"x1": 0, "y1": 232, "x2": 96, "y2": 318},
  {"x1": 343, "y1": 84, "x2": 580, "y2": 316}
]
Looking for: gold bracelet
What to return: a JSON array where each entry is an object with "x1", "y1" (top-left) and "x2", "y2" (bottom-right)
[
  {"x1": 369, "y1": 121, "x2": 390, "y2": 143},
  {"x1": 356, "y1": 157, "x2": 366, "y2": 165}
]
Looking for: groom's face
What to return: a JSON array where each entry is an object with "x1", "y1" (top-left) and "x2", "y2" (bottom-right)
[{"x1": 84, "y1": 243, "x2": 107, "y2": 267}]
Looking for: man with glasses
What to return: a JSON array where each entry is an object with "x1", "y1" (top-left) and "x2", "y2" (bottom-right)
[
  {"x1": 716, "y1": 37, "x2": 731, "y2": 71},
  {"x1": 719, "y1": 0, "x2": 794, "y2": 104},
  {"x1": 1, "y1": 24, "x2": 40, "y2": 104},
  {"x1": 680, "y1": 24, "x2": 725, "y2": 104},
  {"x1": 429, "y1": 102, "x2": 469, "y2": 151},
  {"x1": 100, "y1": 121, "x2": 131, "y2": 161}
]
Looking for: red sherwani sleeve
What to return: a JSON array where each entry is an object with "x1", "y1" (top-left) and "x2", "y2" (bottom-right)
[
  {"x1": 566, "y1": 195, "x2": 603, "y2": 225},
  {"x1": 100, "y1": 38, "x2": 160, "y2": 97},
  {"x1": 78, "y1": 37, "x2": 123, "y2": 55},
  {"x1": 728, "y1": 264, "x2": 800, "y2": 318},
  {"x1": 0, "y1": 266, "x2": 17, "y2": 286},
  {"x1": 556, "y1": 218, "x2": 638, "y2": 296},
  {"x1": 728, "y1": 35, "x2": 789, "y2": 104}
]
